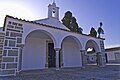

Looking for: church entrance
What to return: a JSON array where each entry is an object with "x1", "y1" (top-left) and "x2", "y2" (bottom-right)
[{"x1": 48, "y1": 43, "x2": 56, "y2": 67}]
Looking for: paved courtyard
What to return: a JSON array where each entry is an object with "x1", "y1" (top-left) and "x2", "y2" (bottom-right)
[{"x1": 0, "y1": 65, "x2": 120, "y2": 80}]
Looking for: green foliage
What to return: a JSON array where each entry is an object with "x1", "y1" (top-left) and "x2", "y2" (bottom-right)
[
  {"x1": 62, "y1": 11, "x2": 83, "y2": 34},
  {"x1": 77, "y1": 27, "x2": 83, "y2": 34},
  {"x1": 62, "y1": 11, "x2": 72, "y2": 29},
  {"x1": 100, "y1": 22, "x2": 103, "y2": 27},
  {"x1": 89, "y1": 27, "x2": 97, "y2": 37},
  {"x1": 89, "y1": 22, "x2": 104, "y2": 38},
  {"x1": 97, "y1": 22, "x2": 104, "y2": 38},
  {"x1": 70, "y1": 17, "x2": 78, "y2": 31}
]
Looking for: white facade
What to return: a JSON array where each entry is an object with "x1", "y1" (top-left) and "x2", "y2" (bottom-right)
[
  {"x1": 105, "y1": 47, "x2": 120, "y2": 63},
  {"x1": 0, "y1": 2, "x2": 106, "y2": 76}
]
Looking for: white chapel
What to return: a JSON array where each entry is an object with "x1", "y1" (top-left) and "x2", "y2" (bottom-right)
[{"x1": 0, "y1": 2, "x2": 106, "y2": 76}]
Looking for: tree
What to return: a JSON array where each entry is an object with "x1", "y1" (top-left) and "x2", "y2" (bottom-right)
[
  {"x1": 70, "y1": 17, "x2": 78, "y2": 32},
  {"x1": 97, "y1": 22, "x2": 104, "y2": 38},
  {"x1": 62, "y1": 11, "x2": 72, "y2": 29},
  {"x1": 62, "y1": 11, "x2": 83, "y2": 34},
  {"x1": 89, "y1": 27, "x2": 97, "y2": 37},
  {"x1": 77, "y1": 27, "x2": 83, "y2": 34}
]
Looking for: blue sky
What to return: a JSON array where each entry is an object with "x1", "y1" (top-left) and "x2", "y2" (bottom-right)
[{"x1": 0, "y1": 0, "x2": 120, "y2": 48}]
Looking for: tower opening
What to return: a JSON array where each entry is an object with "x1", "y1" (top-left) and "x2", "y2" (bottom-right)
[
  {"x1": 52, "y1": 8, "x2": 56, "y2": 17},
  {"x1": 48, "y1": 1, "x2": 59, "y2": 20}
]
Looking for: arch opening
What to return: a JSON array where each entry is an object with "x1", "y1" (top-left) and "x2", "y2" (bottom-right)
[
  {"x1": 85, "y1": 40, "x2": 100, "y2": 65},
  {"x1": 61, "y1": 36, "x2": 82, "y2": 67},
  {"x1": 22, "y1": 30, "x2": 56, "y2": 70}
]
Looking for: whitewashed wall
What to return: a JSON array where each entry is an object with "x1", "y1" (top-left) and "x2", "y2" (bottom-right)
[
  {"x1": 22, "y1": 38, "x2": 46, "y2": 70},
  {"x1": 62, "y1": 39, "x2": 82, "y2": 67},
  {"x1": 106, "y1": 50, "x2": 120, "y2": 62},
  {"x1": 106, "y1": 51, "x2": 115, "y2": 61}
]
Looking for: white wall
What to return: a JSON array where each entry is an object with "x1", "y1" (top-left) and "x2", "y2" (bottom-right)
[
  {"x1": 106, "y1": 50, "x2": 120, "y2": 61},
  {"x1": 62, "y1": 41, "x2": 82, "y2": 67},
  {"x1": 22, "y1": 38, "x2": 46, "y2": 70},
  {"x1": 106, "y1": 51, "x2": 115, "y2": 61}
]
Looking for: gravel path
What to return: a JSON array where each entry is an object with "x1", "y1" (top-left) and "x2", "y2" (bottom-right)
[{"x1": 0, "y1": 65, "x2": 120, "y2": 80}]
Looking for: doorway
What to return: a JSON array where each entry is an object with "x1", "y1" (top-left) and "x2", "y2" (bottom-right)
[{"x1": 48, "y1": 43, "x2": 56, "y2": 67}]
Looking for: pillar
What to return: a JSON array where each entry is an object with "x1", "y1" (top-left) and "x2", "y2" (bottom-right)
[
  {"x1": 55, "y1": 48, "x2": 60, "y2": 70},
  {"x1": 45, "y1": 51, "x2": 48, "y2": 68},
  {"x1": 18, "y1": 47, "x2": 23, "y2": 71},
  {"x1": 80, "y1": 50, "x2": 87, "y2": 68},
  {"x1": 96, "y1": 52, "x2": 106, "y2": 67},
  {"x1": 60, "y1": 50, "x2": 64, "y2": 68}
]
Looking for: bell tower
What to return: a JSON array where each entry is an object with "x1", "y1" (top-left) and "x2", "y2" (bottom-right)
[{"x1": 48, "y1": 1, "x2": 59, "y2": 20}]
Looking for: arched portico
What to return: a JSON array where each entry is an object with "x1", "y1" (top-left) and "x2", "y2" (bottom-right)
[
  {"x1": 22, "y1": 30, "x2": 57, "y2": 70},
  {"x1": 61, "y1": 35, "x2": 82, "y2": 67},
  {"x1": 85, "y1": 40, "x2": 100, "y2": 52},
  {"x1": 85, "y1": 40, "x2": 100, "y2": 65}
]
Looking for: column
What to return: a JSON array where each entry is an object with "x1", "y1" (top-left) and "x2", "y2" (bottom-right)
[
  {"x1": 80, "y1": 50, "x2": 87, "y2": 68},
  {"x1": 18, "y1": 47, "x2": 22, "y2": 72},
  {"x1": 55, "y1": 48, "x2": 60, "y2": 70},
  {"x1": 101, "y1": 52, "x2": 106, "y2": 67},
  {"x1": 96, "y1": 52, "x2": 106, "y2": 67},
  {"x1": 60, "y1": 50, "x2": 64, "y2": 68},
  {"x1": 45, "y1": 49, "x2": 48, "y2": 68},
  {"x1": 45, "y1": 41, "x2": 48, "y2": 68}
]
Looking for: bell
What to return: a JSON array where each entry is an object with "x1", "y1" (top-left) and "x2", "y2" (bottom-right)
[{"x1": 53, "y1": 11, "x2": 55, "y2": 13}]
